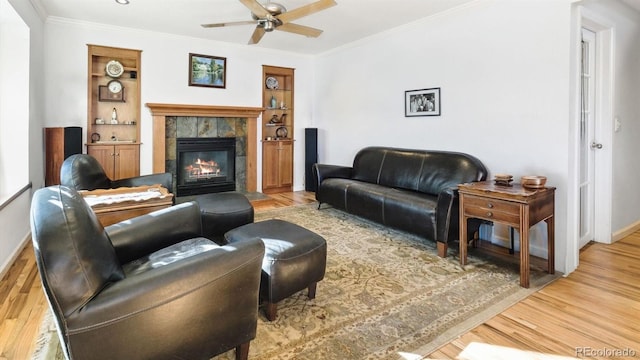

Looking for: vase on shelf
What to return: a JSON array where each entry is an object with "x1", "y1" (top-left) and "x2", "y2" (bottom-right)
[
  {"x1": 270, "y1": 95, "x2": 277, "y2": 109},
  {"x1": 111, "y1": 108, "x2": 118, "y2": 124}
]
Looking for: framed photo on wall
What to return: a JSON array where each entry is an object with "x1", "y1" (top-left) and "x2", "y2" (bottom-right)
[
  {"x1": 405, "y1": 88, "x2": 440, "y2": 117},
  {"x1": 189, "y1": 53, "x2": 226, "y2": 88}
]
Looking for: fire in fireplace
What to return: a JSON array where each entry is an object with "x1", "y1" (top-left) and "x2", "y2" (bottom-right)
[
  {"x1": 185, "y1": 158, "x2": 223, "y2": 180},
  {"x1": 176, "y1": 137, "x2": 236, "y2": 196}
]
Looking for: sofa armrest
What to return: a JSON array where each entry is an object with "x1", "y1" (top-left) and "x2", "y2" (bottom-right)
[
  {"x1": 312, "y1": 164, "x2": 353, "y2": 186},
  {"x1": 436, "y1": 187, "x2": 487, "y2": 257},
  {"x1": 111, "y1": 173, "x2": 173, "y2": 193},
  {"x1": 106, "y1": 201, "x2": 203, "y2": 264},
  {"x1": 436, "y1": 187, "x2": 458, "y2": 247}
]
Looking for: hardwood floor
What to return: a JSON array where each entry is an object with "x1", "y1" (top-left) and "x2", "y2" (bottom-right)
[
  {"x1": 1, "y1": 191, "x2": 638, "y2": 359},
  {"x1": 429, "y1": 234, "x2": 640, "y2": 359}
]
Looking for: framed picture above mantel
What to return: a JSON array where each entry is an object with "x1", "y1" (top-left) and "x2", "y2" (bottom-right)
[
  {"x1": 189, "y1": 53, "x2": 226, "y2": 88},
  {"x1": 405, "y1": 87, "x2": 440, "y2": 117}
]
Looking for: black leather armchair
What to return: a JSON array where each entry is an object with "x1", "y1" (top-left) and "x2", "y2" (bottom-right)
[
  {"x1": 30, "y1": 185, "x2": 265, "y2": 360},
  {"x1": 60, "y1": 154, "x2": 172, "y2": 192}
]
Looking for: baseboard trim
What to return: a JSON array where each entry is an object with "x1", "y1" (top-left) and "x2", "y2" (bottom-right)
[
  {"x1": 0, "y1": 233, "x2": 32, "y2": 281},
  {"x1": 612, "y1": 220, "x2": 640, "y2": 243}
]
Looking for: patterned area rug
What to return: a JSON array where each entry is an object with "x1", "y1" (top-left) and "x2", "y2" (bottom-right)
[{"x1": 33, "y1": 203, "x2": 558, "y2": 360}]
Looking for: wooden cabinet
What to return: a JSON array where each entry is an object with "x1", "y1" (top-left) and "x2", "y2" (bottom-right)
[
  {"x1": 262, "y1": 65, "x2": 294, "y2": 193},
  {"x1": 262, "y1": 140, "x2": 293, "y2": 192},
  {"x1": 86, "y1": 44, "x2": 141, "y2": 180},
  {"x1": 88, "y1": 144, "x2": 140, "y2": 180},
  {"x1": 44, "y1": 127, "x2": 82, "y2": 185}
]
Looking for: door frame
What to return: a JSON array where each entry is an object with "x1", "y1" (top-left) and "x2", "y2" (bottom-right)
[{"x1": 569, "y1": 7, "x2": 614, "y2": 271}]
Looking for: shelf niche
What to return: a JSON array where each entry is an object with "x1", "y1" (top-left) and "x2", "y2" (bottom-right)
[
  {"x1": 86, "y1": 44, "x2": 142, "y2": 180},
  {"x1": 262, "y1": 65, "x2": 295, "y2": 194}
]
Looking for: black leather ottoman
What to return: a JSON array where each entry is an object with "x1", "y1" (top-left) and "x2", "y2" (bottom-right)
[
  {"x1": 196, "y1": 192, "x2": 254, "y2": 244},
  {"x1": 225, "y1": 219, "x2": 327, "y2": 321}
]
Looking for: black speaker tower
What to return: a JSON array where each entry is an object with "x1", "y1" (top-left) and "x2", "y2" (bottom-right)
[
  {"x1": 305, "y1": 128, "x2": 318, "y2": 192},
  {"x1": 64, "y1": 126, "x2": 83, "y2": 158}
]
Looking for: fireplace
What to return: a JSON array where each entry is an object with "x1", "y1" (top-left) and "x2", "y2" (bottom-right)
[{"x1": 176, "y1": 137, "x2": 236, "y2": 196}]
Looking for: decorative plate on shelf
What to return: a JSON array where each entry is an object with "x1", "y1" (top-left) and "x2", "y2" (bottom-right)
[
  {"x1": 265, "y1": 76, "x2": 279, "y2": 89},
  {"x1": 276, "y1": 126, "x2": 288, "y2": 138},
  {"x1": 105, "y1": 60, "x2": 124, "y2": 78}
]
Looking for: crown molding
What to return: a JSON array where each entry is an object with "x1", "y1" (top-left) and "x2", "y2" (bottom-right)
[{"x1": 26, "y1": 0, "x2": 47, "y2": 22}]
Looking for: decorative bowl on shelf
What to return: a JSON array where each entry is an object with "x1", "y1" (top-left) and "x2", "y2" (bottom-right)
[
  {"x1": 521, "y1": 176, "x2": 547, "y2": 189},
  {"x1": 275, "y1": 126, "x2": 288, "y2": 138},
  {"x1": 269, "y1": 114, "x2": 282, "y2": 124}
]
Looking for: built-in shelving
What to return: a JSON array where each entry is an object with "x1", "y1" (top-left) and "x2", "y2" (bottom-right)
[
  {"x1": 86, "y1": 44, "x2": 142, "y2": 180},
  {"x1": 262, "y1": 65, "x2": 294, "y2": 193}
]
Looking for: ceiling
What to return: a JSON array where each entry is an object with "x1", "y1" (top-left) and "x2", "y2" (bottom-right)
[
  {"x1": 30, "y1": 0, "x2": 479, "y2": 55},
  {"x1": 29, "y1": 0, "x2": 640, "y2": 55},
  {"x1": 620, "y1": 0, "x2": 640, "y2": 12}
]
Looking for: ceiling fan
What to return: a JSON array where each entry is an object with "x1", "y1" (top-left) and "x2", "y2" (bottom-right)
[{"x1": 201, "y1": 0, "x2": 337, "y2": 44}]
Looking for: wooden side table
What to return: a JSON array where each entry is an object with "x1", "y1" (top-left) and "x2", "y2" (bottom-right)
[
  {"x1": 458, "y1": 181, "x2": 555, "y2": 288},
  {"x1": 80, "y1": 185, "x2": 174, "y2": 226}
]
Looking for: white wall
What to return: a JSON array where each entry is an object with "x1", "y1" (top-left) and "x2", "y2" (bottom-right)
[
  {"x1": 0, "y1": 0, "x2": 45, "y2": 276},
  {"x1": 314, "y1": 0, "x2": 574, "y2": 272},
  {"x1": 42, "y1": 18, "x2": 315, "y2": 189}
]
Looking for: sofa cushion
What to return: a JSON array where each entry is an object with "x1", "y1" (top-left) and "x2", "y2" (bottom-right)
[
  {"x1": 383, "y1": 188, "x2": 437, "y2": 240},
  {"x1": 345, "y1": 182, "x2": 386, "y2": 224},
  {"x1": 352, "y1": 147, "x2": 386, "y2": 184},
  {"x1": 317, "y1": 178, "x2": 353, "y2": 210},
  {"x1": 122, "y1": 237, "x2": 220, "y2": 276},
  {"x1": 417, "y1": 152, "x2": 487, "y2": 195},
  {"x1": 378, "y1": 150, "x2": 426, "y2": 191}
]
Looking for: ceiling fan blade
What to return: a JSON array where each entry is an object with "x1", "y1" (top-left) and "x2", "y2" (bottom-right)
[
  {"x1": 276, "y1": 0, "x2": 337, "y2": 24},
  {"x1": 239, "y1": 0, "x2": 270, "y2": 18},
  {"x1": 248, "y1": 26, "x2": 267, "y2": 44},
  {"x1": 201, "y1": 20, "x2": 258, "y2": 28},
  {"x1": 277, "y1": 23, "x2": 323, "y2": 37}
]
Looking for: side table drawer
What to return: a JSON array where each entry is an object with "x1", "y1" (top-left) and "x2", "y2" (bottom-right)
[
  {"x1": 464, "y1": 195, "x2": 519, "y2": 213},
  {"x1": 463, "y1": 195, "x2": 520, "y2": 225}
]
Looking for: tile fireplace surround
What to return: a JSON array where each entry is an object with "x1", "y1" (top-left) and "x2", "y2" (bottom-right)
[{"x1": 147, "y1": 104, "x2": 263, "y2": 193}]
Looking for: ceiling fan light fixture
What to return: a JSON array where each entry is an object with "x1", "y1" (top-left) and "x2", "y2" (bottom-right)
[
  {"x1": 263, "y1": 20, "x2": 275, "y2": 32},
  {"x1": 115, "y1": 0, "x2": 130, "y2": 4}
]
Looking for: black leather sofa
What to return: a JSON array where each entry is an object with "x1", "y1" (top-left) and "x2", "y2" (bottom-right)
[{"x1": 313, "y1": 147, "x2": 487, "y2": 258}]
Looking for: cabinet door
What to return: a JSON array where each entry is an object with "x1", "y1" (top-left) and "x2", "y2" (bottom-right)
[
  {"x1": 114, "y1": 144, "x2": 140, "y2": 180},
  {"x1": 279, "y1": 141, "x2": 293, "y2": 187},
  {"x1": 88, "y1": 145, "x2": 116, "y2": 180},
  {"x1": 44, "y1": 128, "x2": 64, "y2": 186},
  {"x1": 262, "y1": 141, "x2": 280, "y2": 190}
]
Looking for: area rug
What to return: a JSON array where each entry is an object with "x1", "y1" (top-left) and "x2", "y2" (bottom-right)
[{"x1": 33, "y1": 203, "x2": 558, "y2": 360}]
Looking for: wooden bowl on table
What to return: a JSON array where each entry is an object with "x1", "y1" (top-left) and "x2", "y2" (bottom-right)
[{"x1": 521, "y1": 176, "x2": 547, "y2": 189}]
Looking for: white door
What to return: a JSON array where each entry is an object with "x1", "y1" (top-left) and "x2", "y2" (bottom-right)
[{"x1": 579, "y1": 28, "x2": 598, "y2": 249}]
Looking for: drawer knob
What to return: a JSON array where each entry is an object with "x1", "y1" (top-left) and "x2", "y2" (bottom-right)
[
  {"x1": 487, "y1": 203, "x2": 494, "y2": 208},
  {"x1": 486, "y1": 212, "x2": 493, "y2": 217}
]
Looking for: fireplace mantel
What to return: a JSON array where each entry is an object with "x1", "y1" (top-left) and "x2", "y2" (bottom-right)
[{"x1": 146, "y1": 103, "x2": 263, "y2": 192}]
